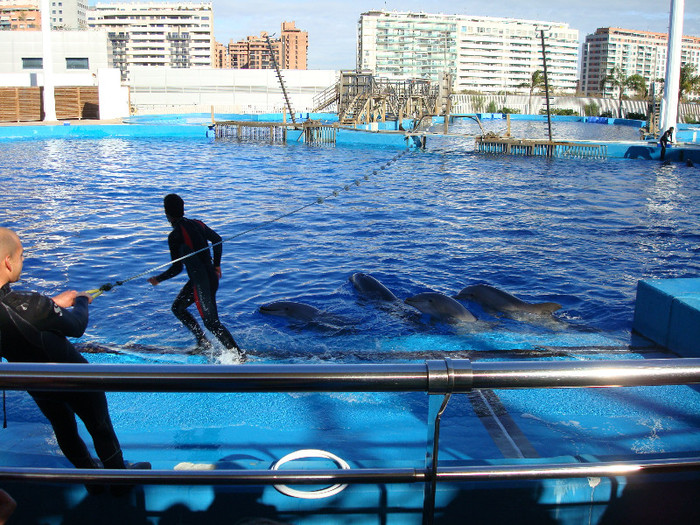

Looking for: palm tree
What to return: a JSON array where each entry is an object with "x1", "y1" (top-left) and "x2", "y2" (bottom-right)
[
  {"x1": 599, "y1": 67, "x2": 647, "y2": 118},
  {"x1": 519, "y1": 70, "x2": 545, "y2": 115},
  {"x1": 678, "y1": 63, "x2": 700, "y2": 122}
]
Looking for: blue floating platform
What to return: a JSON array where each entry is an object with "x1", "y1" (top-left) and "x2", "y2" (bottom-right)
[{"x1": 633, "y1": 278, "x2": 700, "y2": 356}]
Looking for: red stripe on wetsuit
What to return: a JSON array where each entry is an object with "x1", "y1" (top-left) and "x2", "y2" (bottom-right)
[{"x1": 180, "y1": 223, "x2": 205, "y2": 318}]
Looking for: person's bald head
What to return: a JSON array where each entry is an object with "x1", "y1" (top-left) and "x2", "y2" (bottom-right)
[
  {"x1": 0, "y1": 228, "x2": 20, "y2": 257},
  {"x1": 0, "y1": 227, "x2": 24, "y2": 286}
]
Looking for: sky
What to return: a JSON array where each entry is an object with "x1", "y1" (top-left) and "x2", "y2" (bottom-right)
[{"x1": 207, "y1": 0, "x2": 700, "y2": 70}]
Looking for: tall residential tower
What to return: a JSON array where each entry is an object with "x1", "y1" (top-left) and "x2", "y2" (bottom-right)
[
  {"x1": 581, "y1": 27, "x2": 700, "y2": 97},
  {"x1": 87, "y1": 2, "x2": 214, "y2": 80},
  {"x1": 358, "y1": 11, "x2": 579, "y2": 94}
]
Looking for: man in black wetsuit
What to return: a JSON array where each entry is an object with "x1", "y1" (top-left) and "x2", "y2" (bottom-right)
[
  {"x1": 0, "y1": 227, "x2": 142, "y2": 495},
  {"x1": 659, "y1": 126, "x2": 674, "y2": 160},
  {"x1": 148, "y1": 194, "x2": 244, "y2": 359}
]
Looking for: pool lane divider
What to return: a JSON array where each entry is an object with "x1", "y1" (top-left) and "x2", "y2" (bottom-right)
[{"x1": 85, "y1": 149, "x2": 411, "y2": 298}]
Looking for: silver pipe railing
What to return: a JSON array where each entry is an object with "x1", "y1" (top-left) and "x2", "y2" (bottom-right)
[
  {"x1": 2, "y1": 357, "x2": 700, "y2": 393},
  {"x1": 2, "y1": 357, "x2": 700, "y2": 525},
  {"x1": 3, "y1": 456, "x2": 700, "y2": 485}
]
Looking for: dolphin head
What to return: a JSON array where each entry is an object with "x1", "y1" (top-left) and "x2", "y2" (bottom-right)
[
  {"x1": 405, "y1": 292, "x2": 476, "y2": 323},
  {"x1": 529, "y1": 302, "x2": 563, "y2": 314},
  {"x1": 350, "y1": 272, "x2": 398, "y2": 302},
  {"x1": 259, "y1": 301, "x2": 321, "y2": 322},
  {"x1": 453, "y1": 285, "x2": 479, "y2": 300}
]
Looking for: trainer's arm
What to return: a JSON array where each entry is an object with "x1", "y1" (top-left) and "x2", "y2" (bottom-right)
[
  {"x1": 34, "y1": 291, "x2": 91, "y2": 337},
  {"x1": 149, "y1": 234, "x2": 184, "y2": 284}
]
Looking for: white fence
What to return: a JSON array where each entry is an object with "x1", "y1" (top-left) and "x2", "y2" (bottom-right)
[
  {"x1": 128, "y1": 67, "x2": 339, "y2": 115},
  {"x1": 451, "y1": 94, "x2": 700, "y2": 121}
]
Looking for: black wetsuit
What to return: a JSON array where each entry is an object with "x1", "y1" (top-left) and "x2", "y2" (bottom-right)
[
  {"x1": 153, "y1": 217, "x2": 239, "y2": 350},
  {"x1": 0, "y1": 284, "x2": 126, "y2": 470},
  {"x1": 660, "y1": 129, "x2": 673, "y2": 160}
]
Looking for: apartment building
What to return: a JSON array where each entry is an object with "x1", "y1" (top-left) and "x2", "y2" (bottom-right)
[
  {"x1": 217, "y1": 21, "x2": 308, "y2": 70},
  {"x1": 213, "y1": 40, "x2": 229, "y2": 69},
  {"x1": 0, "y1": 0, "x2": 86, "y2": 30},
  {"x1": 0, "y1": 0, "x2": 41, "y2": 30},
  {"x1": 581, "y1": 27, "x2": 700, "y2": 97},
  {"x1": 227, "y1": 32, "x2": 278, "y2": 69},
  {"x1": 357, "y1": 10, "x2": 579, "y2": 94},
  {"x1": 87, "y1": 2, "x2": 214, "y2": 80},
  {"x1": 358, "y1": 11, "x2": 457, "y2": 85},
  {"x1": 50, "y1": 0, "x2": 89, "y2": 30},
  {"x1": 457, "y1": 17, "x2": 578, "y2": 94},
  {"x1": 280, "y1": 20, "x2": 307, "y2": 69}
]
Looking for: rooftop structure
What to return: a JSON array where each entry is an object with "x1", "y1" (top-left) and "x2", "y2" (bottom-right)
[
  {"x1": 86, "y1": 2, "x2": 214, "y2": 81},
  {"x1": 357, "y1": 10, "x2": 579, "y2": 94},
  {"x1": 581, "y1": 27, "x2": 700, "y2": 97}
]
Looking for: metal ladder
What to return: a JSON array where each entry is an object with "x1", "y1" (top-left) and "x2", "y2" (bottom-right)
[{"x1": 266, "y1": 34, "x2": 296, "y2": 125}]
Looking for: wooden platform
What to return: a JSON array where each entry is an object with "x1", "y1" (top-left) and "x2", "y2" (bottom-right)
[
  {"x1": 476, "y1": 135, "x2": 608, "y2": 159},
  {"x1": 212, "y1": 120, "x2": 337, "y2": 145}
]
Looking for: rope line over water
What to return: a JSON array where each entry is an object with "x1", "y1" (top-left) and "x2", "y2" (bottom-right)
[{"x1": 87, "y1": 149, "x2": 410, "y2": 297}]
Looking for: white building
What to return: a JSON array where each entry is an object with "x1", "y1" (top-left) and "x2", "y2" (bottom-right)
[
  {"x1": 0, "y1": 30, "x2": 128, "y2": 119},
  {"x1": 358, "y1": 11, "x2": 579, "y2": 94},
  {"x1": 581, "y1": 27, "x2": 700, "y2": 98},
  {"x1": 358, "y1": 11, "x2": 457, "y2": 84},
  {"x1": 0, "y1": 28, "x2": 111, "y2": 75},
  {"x1": 87, "y1": 2, "x2": 214, "y2": 81},
  {"x1": 50, "y1": 0, "x2": 88, "y2": 29}
]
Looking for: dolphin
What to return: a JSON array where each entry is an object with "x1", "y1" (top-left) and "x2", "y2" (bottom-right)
[
  {"x1": 349, "y1": 272, "x2": 398, "y2": 302},
  {"x1": 454, "y1": 284, "x2": 562, "y2": 315},
  {"x1": 259, "y1": 301, "x2": 324, "y2": 323},
  {"x1": 404, "y1": 292, "x2": 477, "y2": 323}
]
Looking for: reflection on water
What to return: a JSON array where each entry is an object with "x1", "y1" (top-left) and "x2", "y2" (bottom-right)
[{"x1": 1, "y1": 122, "x2": 698, "y2": 361}]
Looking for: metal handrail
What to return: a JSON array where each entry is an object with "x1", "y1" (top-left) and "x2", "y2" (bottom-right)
[
  {"x1": 2, "y1": 457, "x2": 700, "y2": 485},
  {"x1": 3, "y1": 357, "x2": 700, "y2": 524},
  {"x1": 1, "y1": 357, "x2": 700, "y2": 392}
]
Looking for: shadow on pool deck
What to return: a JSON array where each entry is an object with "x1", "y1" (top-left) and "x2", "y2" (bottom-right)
[{"x1": 4, "y1": 482, "x2": 288, "y2": 525}]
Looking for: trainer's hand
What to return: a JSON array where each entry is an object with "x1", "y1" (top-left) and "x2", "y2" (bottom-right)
[
  {"x1": 215, "y1": 266, "x2": 222, "y2": 279},
  {"x1": 148, "y1": 277, "x2": 159, "y2": 286},
  {"x1": 52, "y1": 290, "x2": 86, "y2": 308}
]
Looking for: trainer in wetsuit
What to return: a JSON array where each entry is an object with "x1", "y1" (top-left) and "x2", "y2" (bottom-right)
[
  {"x1": 0, "y1": 227, "x2": 135, "y2": 495},
  {"x1": 659, "y1": 126, "x2": 674, "y2": 161},
  {"x1": 148, "y1": 194, "x2": 243, "y2": 358}
]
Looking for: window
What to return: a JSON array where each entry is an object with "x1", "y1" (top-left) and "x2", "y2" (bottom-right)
[
  {"x1": 66, "y1": 57, "x2": 89, "y2": 69},
  {"x1": 22, "y1": 58, "x2": 43, "y2": 69}
]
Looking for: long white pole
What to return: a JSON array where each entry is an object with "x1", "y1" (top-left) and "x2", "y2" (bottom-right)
[
  {"x1": 40, "y1": 0, "x2": 57, "y2": 121},
  {"x1": 659, "y1": 0, "x2": 685, "y2": 133}
]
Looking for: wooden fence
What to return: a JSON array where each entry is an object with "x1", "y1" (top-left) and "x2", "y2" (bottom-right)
[
  {"x1": 0, "y1": 86, "x2": 100, "y2": 123},
  {"x1": 0, "y1": 87, "x2": 42, "y2": 122}
]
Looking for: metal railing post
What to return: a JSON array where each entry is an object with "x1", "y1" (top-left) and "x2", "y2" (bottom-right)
[{"x1": 423, "y1": 358, "x2": 471, "y2": 524}]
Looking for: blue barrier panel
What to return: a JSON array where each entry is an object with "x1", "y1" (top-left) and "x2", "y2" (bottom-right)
[
  {"x1": 669, "y1": 296, "x2": 700, "y2": 357},
  {"x1": 633, "y1": 278, "x2": 700, "y2": 353}
]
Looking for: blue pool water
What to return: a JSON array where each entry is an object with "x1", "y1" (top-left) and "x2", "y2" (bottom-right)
[
  {"x1": 1, "y1": 121, "x2": 697, "y2": 358},
  {"x1": 1, "y1": 120, "x2": 700, "y2": 523}
]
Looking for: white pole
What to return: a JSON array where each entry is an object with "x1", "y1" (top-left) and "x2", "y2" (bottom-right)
[
  {"x1": 659, "y1": 0, "x2": 684, "y2": 134},
  {"x1": 40, "y1": 0, "x2": 57, "y2": 121}
]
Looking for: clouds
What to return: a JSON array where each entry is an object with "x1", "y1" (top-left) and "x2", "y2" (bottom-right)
[{"x1": 209, "y1": 0, "x2": 700, "y2": 69}]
